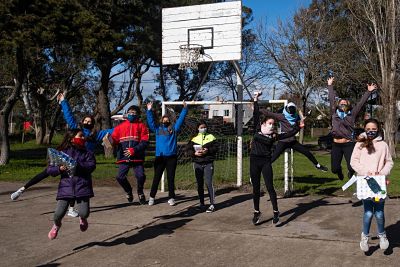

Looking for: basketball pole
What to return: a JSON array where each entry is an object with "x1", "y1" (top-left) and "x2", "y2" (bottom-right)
[{"x1": 234, "y1": 61, "x2": 243, "y2": 187}]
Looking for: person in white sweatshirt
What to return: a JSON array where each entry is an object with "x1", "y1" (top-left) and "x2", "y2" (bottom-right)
[{"x1": 350, "y1": 118, "x2": 394, "y2": 252}]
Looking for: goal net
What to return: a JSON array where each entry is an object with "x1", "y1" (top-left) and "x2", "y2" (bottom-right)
[{"x1": 159, "y1": 100, "x2": 294, "y2": 195}]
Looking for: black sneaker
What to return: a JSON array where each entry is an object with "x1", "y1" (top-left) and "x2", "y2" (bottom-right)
[
  {"x1": 315, "y1": 164, "x2": 328, "y2": 172},
  {"x1": 138, "y1": 194, "x2": 146, "y2": 205},
  {"x1": 252, "y1": 211, "x2": 262, "y2": 225},
  {"x1": 126, "y1": 193, "x2": 133, "y2": 203},
  {"x1": 338, "y1": 172, "x2": 344, "y2": 180},
  {"x1": 195, "y1": 204, "x2": 206, "y2": 211},
  {"x1": 272, "y1": 211, "x2": 280, "y2": 226}
]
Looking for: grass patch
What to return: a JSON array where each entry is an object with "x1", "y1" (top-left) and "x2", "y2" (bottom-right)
[{"x1": 1, "y1": 136, "x2": 399, "y2": 197}]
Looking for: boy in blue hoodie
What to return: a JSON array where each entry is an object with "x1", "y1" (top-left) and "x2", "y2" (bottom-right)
[{"x1": 146, "y1": 101, "x2": 188, "y2": 206}]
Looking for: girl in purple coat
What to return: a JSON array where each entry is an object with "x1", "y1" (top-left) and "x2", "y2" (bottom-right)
[{"x1": 47, "y1": 129, "x2": 96, "y2": 240}]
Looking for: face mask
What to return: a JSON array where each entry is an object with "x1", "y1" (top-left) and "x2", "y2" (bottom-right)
[
  {"x1": 339, "y1": 104, "x2": 349, "y2": 113},
  {"x1": 366, "y1": 130, "x2": 378, "y2": 139},
  {"x1": 127, "y1": 114, "x2": 138, "y2": 122},
  {"x1": 199, "y1": 128, "x2": 207, "y2": 134},
  {"x1": 83, "y1": 123, "x2": 94, "y2": 130},
  {"x1": 261, "y1": 124, "x2": 274, "y2": 135},
  {"x1": 72, "y1": 137, "x2": 86, "y2": 147},
  {"x1": 287, "y1": 106, "x2": 296, "y2": 115},
  {"x1": 163, "y1": 122, "x2": 170, "y2": 127}
]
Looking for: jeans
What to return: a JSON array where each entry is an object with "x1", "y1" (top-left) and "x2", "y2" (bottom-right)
[
  {"x1": 362, "y1": 199, "x2": 385, "y2": 235},
  {"x1": 116, "y1": 163, "x2": 146, "y2": 195}
]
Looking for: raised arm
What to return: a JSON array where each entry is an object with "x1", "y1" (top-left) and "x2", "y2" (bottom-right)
[
  {"x1": 327, "y1": 77, "x2": 337, "y2": 115},
  {"x1": 146, "y1": 102, "x2": 157, "y2": 133},
  {"x1": 174, "y1": 101, "x2": 188, "y2": 132},
  {"x1": 58, "y1": 93, "x2": 79, "y2": 129},
  {"x1": 351, "y1": 83, "x2": 376, "y2": 118}
]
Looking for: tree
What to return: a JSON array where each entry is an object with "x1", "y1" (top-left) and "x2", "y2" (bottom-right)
[{"x1": 347, "y1": 0, "x2": 400, "y2": 157}]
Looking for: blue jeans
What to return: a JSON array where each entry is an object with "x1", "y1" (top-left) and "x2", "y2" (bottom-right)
[{"x1": 362, "y1": 199, "x2": 385, "y2": 235}]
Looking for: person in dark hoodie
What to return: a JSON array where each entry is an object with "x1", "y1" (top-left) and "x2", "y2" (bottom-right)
[
  {"x1": 260, "y1": 100, "x2": 328, "y2": 173},
  {"x1": 146, "y1": 101, "x2": 188, "y2": 206},
  {"x1": 111, "y1": 105, "x2": 149, "y2": 204},
  {"x1": 187, "y1": 120, "x2": 218, "y2": 213},
  {"x1": 47, "y1": 129, "x2": 96, "y2": 240},
  {"x1": 327, "y1": 77, "x2": 376, "y2": 180},
  {"x1": 251, "y1": 92, "x2": 304, "y2": 226}
]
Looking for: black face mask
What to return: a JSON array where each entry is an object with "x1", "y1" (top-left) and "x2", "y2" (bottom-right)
[
  {"x1": 366, "y1": 130, "x2": 378, "y2": 139},
  {"x1": 83, "y1": 123, "x2": 94, "y2": 130},
  {"x1": 162, "y1": 122, "x2": 170, "y2": 127},
  {"x1": 287, "y1": 106, "x2": 296, "y2": 115}
]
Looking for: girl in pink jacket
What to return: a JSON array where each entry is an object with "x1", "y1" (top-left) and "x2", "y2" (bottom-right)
[{"x1": 350, "y1": 118, "x2": 393, "y2": 252}]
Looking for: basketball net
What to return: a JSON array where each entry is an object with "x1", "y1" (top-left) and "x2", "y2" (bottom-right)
[{"x1": 179, "y1": 44, "x2": 204, "y2": 70}]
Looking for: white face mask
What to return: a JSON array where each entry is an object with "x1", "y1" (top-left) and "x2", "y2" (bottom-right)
[
  {"x1": 199, "y1": 128, "x2": 207, "y2": 134},
  {"x1": 261, "y1": 123, "x2": 274, "y2": 135}
]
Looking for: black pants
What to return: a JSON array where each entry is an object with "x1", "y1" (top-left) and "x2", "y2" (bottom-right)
[
  {"x1": 150, "y1": 155, "x2": 178, "y2": 199},
  {"x1": 250, "y1": 156, "x2": 278, "y2": 212},
  {"x1": 331, "y1": 142, "x2": 355, "y2": 178},
  {"x1": 271, "y1": 140, "x2": 319, "y2": 165},
  {"x1": 24, "y1": 168, "x2": 49, "y2": 189}
]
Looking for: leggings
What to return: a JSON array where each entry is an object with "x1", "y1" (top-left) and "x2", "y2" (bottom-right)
[
  {"x1": 271, "y1": 140, "x2": 319, "y2": 165},
  {"x1": 193, "y1": 162, "x2": 215, "y2": 205},
  {"x1": 250, "y1": 156, "x2": 278, "y2": 212},
  {"x1": 53, "y1": 198, "x2": 90, "y2": 226},
  {"x1": 331, "y1": 142, "x2": 355, "y2": 178},
  {"x1": 116, "y1": 163, "x2": 146, "y2": 195},
  {"x1": 24, "y1": 168, "x2": 49, "y2": 189},
  {"x1": 150, "y1": 155, "x2": 178, "y2": 199}
]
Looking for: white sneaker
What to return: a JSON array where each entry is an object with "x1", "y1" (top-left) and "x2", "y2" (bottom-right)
[
  {"x1": 167, "y1": 198, "x2": 176, "y2": 206},
  {"x1": 206, "y1": 205, "x2": 215, "y2": 213},
  {"x1": 67, "y1": 207, "x2": 79, "y2": 217},
  {"x1": 360, "y1": 233, "x2": 369, "y2": 252},
  {"x1": 11, "y1": 188, "x2": 25, "y2": 200},
  {"x1": 378, "y1": 233, "x2": 389, "y2": 250},
  {"x1": 148, "y1": 197, "x2": 155, "y2": 206}
]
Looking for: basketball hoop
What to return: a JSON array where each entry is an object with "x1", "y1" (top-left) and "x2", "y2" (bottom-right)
[{"x1": 179, "y1": 44, "x2": 204, "y2": 70}]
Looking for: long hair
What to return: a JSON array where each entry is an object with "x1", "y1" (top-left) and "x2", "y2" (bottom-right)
[
  {"x1": 357, "y1": 118, "x2": 380, "y2": 154},
  {"x1": 57, "y1": 129, "x2": 83, "y2": 151}
]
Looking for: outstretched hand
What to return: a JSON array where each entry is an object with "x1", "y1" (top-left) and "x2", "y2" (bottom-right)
[
  {"x1": 57, "y1": 92, "x2": 65, "y2": 103},
  {"x1": 183, "y1": 100, "x2": 187, "y2": 108},
  {"x1": 367, "y1": 83, "x2": 377, "y2": 92},
  {"x1": 327, "y1": 77, "x2": 334, "y2": 86},
  {"x1": 146, "y1": 101, "x2": 153, "y2": 110},
  {"x1": 253, "y1": 91, "x2": 262, "y2": 101}
]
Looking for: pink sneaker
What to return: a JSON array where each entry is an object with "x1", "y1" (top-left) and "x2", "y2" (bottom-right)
[
  {"x1": 48, "y1": 224, "x2": 61, "y2": 240},
  {"x1": 80, "y1": 218, "x2": 88, "y2": 232}
]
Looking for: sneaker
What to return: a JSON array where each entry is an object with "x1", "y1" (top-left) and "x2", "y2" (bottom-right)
[
  {"x1": 195, "y1": 204, "x2": 206, "y2": 211},
  {"x1": 148, "y1": 197, "x2": 155, "y2": 206},
  {"x1": 338, "y1": 172, "x2": 344, "y2": 181},
  {"x1": 138, "y1": 194, "x2": 146, "y2": 205},
  {"x1": 272, "y1": 210, "x2": 280, "y2": 226},
  {"x1": 252, "y1": 211, "x2": 262, "y2": 225},
  {"x1": 360, "y1": 233, "x2": 369, "y2": 252},
  {"x1": 126, "y1": 193, "x2": 133, "y2": 203},
  {"x1": 48, "y1": 224, "x2": 61, "y2": 240},
  {"x1": 315, "y1": 164, "x2": 328, "y2": 172},
  {"x1": 67, "y1": 207, "x2": 79, "y2": 217},
  {"x1": 168, "y1": 198, "x2": 176, "y2": 206},
  {"x1": 206, "y1": 205, "x2": 215, "y2": 213},
  {"x1": 378, "y1": 233, "x2": 389, "y2": 250},
  {"x1": 11, "y1": 187, "x2": 25, "y2": 201},
  {"x1": 80, "y1": 218, "x2": 88, "y2": 232}
]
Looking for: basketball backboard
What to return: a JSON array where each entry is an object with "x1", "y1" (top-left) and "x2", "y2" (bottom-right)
[{"x1": 162, "y1": 1, "x2": 242, "y2": 66}]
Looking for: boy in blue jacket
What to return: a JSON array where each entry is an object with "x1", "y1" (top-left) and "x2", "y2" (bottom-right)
[{"x1": 146, "y1": 101, "x2": 188, "y2": 206}]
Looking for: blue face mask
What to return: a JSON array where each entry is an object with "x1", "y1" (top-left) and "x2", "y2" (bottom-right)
[{"x1": 127, "y1": 114, "x2": 138, "y2": 122}]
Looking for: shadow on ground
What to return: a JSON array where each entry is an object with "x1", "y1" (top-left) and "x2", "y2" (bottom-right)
[{"x1": 73, "y1": 218, "x2": 192, "y2": 250}]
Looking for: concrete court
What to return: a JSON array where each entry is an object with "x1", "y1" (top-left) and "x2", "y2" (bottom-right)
[{"x1": 0, "y1": 181, "x2": 399, "y2": 267}]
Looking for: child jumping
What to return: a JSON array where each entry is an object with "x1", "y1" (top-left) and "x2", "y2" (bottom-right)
[{"x1": 47, "y1": 129, "x2": 96, "y2": 240}]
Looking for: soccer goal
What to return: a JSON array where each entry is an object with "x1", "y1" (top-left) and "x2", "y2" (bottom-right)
[{"x1": 159, "y1": 100, "x2": 294, "y2": 195}]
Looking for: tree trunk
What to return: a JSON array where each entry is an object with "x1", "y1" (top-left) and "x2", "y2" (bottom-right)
[
  {"x1": 135, "y1": 73, "x2": 143, "y2": 107},
  {"x1": 47, "y1": 106, "x2": 61, "y2": 144},
  {"x1": 34, "y1": 107, "x2": 47, "y2": 145},
  {"x1": 381, "y1": 79, "x2": 398, "y2": 158},
  {"x1": 96, "y1": 65, "x2": 112, "y2": 130},
  {"x1": 0, "y1": 115, "x2": 11, "y2": 165}
]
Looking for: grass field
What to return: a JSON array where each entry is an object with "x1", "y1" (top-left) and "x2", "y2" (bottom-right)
[{"x1": 1, "y1": 135, "x2": 399, "y2": 197}]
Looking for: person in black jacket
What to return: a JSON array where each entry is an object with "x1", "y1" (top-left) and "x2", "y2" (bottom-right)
[
  {"x1": 187, "y1": 121, "x2": 218, "y2": 213},
  {"x1": 251, "y1": 92, "x2": 304, "y2": 226}
]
